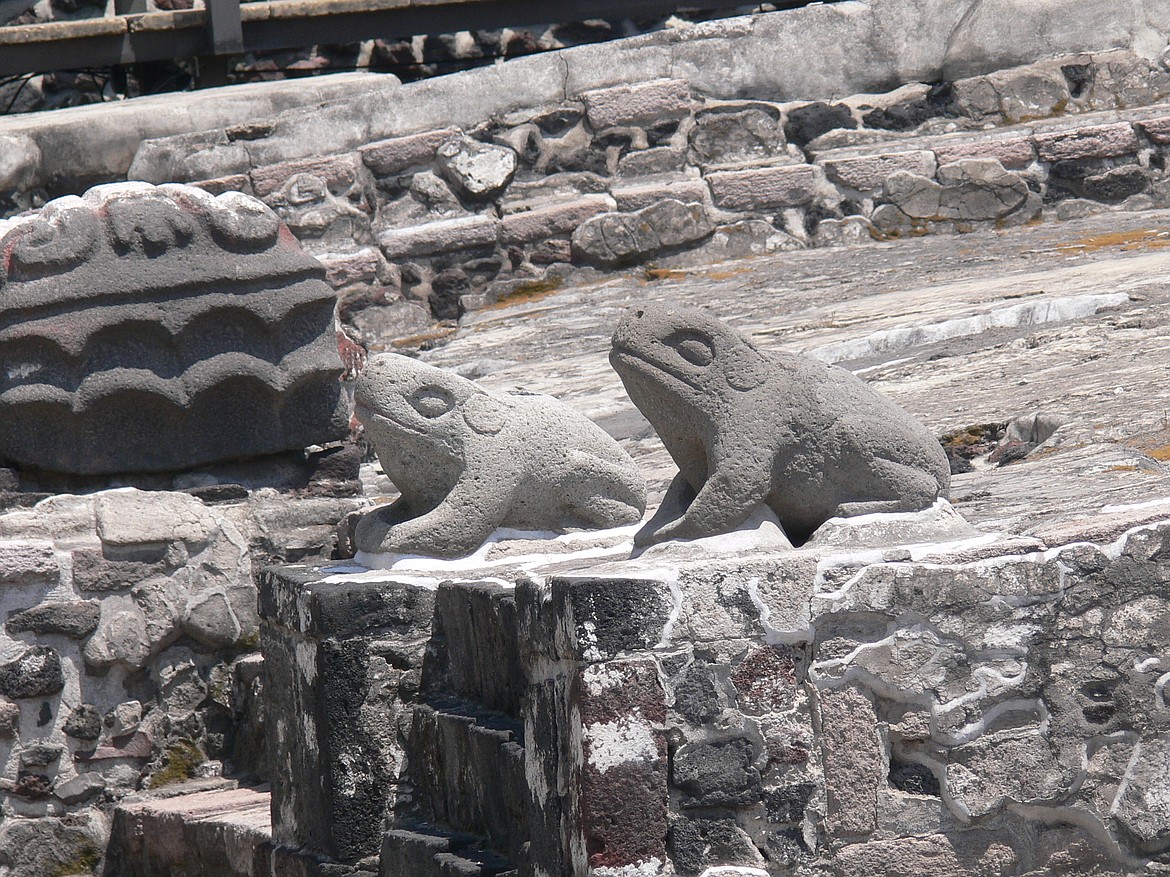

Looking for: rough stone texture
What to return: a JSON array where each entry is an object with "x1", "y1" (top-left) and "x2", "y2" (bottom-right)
[
  {"x1": 610, "y1": 304, "x2": 951, "y2": 546},
  {"x1": 818, "y1": 686, "x2": 882, "y2": 836},
  {"x1": 572, "y1": 199, "x2": 714, "y2": 267},
  {"x1": 705, "y1": 163, "x2": 819, "y2": 211},
  {"x1": 500, "y1": 194, "x2": 615, "y2": 245},
  {"x1": 0, "y1": 541, "x2": 58, "y2": 585},
  {"x1": 1034, "y1": 122, "x2": 1141, "y2": 161},
  {"x1": 360, "y1": 127, "x2": 461, "y2": 176},
  {"x1": 259, "y1": 565, "x2": 435, "y2": 863},
  {"x1": 582, "y1": 78, "x2": 692, "y2": 129},
  {"x1": 931, "y1": 135, "x2": 1035, "y2": 169},
  {"x1": 0, "y1": 183, "x2": 348, "y2": 475},
  {"x1": 434, "y1": 136, "x2": 518, "y2": 201},
  {"x1": 0, "y1": 134, "x2": 40, "y2": 193},
  {"x1": 377, "y1": 214, "x2": 500, "y2": 259},
  {"x1": 104, "y1": 784, "x2": 272, "y2": 877},
  {"x1": 352, "y1": 352, "x2": 645, "y2": 558},
  {"x1": 6, "y1": 600, "x2": 100, "y2": 638},
  {"x1": 883, "y1": 159, "x2": 1029, "y2": 221},
  {"x1": 0, "y1": 645, "x2": 65, "y2": 699},
  {"x1": 690, "y1": 106, "x2": 787, "y2": 167},
  {"x1": 822, "y1": 149, "x2": 938, "y2": 192}
]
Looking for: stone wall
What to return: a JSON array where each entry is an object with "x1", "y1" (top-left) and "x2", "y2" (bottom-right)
[
  {"x1": 0, "y1": 485, "x2": 363, "y2": 876},
  {"x1": 245, "y1": 499, "x2": 1170, "y2": 877},
  {"x1": 7, "y1": 5, "x2": 1170, "y2": 345}
]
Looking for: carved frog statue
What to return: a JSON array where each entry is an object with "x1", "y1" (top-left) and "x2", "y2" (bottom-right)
[
  {"x1": 353, "y1": 353, "x2": 646, "y2": 559},
  {"x1": 610, "y1": 304, "x2": 950, "y2": 547}
]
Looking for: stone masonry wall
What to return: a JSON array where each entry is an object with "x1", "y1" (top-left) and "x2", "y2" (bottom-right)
[
  {"x1": 124, "y1": 46, "x2": 1170, "y2": 346},
  {"x1": 517, "y1": 507, "x2": 1170, "y2": 876},
  {"x1": 0, "y1": 486, "x2": 362, "y2": 876}
]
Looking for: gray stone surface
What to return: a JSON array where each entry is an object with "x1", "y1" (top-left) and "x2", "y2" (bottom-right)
[
  {"x1": 883, "y1": 158, "x2": 1030, "y2": 221},
  {"x1": 0, "y1": 183, "x2": 348, "y2": 475},
  {"x1": 353, "y1": 352, "x2": 645, "y2": 558},
  {"x1": 610, "y1": 304, "x2": 951, "y2": 546},
  {"x1": 571, "y1": 199, "x2": 714, "y2": 268},
  {"x1": 434, "y1": 137, "x2": 518, "y2": 201},
  {"x1": 0, "y1": 645, "x2": 64, "y2": 699},
  {"x1": 6, "y1": 600, "x2": 100, "y2": 638}
]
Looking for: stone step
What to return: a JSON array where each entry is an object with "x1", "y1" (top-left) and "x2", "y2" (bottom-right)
[
  {"x1": 104, "y1": 781, "x2": 272, "y2": 877},
  {"x1": 425, "y1": 581, "x2": 525, "y2": 718},
  {"x1": 406, "y1": 700, "x2": 528, "y2": 865},
  {"x1": 380, "y1": 825, "x2": 516, "y2": 877}
]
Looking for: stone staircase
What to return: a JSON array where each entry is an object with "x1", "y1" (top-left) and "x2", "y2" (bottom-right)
[{"x1": 381, "y1": 582, "x2": 529, "y2": 877}]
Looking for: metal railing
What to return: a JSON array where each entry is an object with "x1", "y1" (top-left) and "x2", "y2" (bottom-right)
[{"x1": 0, "y1": 1, "x2": 831, "y2": 81}]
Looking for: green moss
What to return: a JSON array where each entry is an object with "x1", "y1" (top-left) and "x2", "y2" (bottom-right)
[
  {"x1": 150, "y1": 741, "x2": 204, "y2": 789},
  {"x1": 50, "y1": 844, "x2": 101, "y2": 877}
]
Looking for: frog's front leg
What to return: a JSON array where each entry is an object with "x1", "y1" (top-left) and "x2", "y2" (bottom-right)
[
  {"x1": 634, "y1": 472, "x2": 696, "y2": 547},
  {"x1": 356, "y1": 474, "x2": 512, "y2": 559},
  {"x1": 638, "y1": 453, "x2": 770, "y2": 546}
]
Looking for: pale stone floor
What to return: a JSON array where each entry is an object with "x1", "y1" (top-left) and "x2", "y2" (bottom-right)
[{"x1": 416, "y1": 207, "x2": 1170, "y2": 538}]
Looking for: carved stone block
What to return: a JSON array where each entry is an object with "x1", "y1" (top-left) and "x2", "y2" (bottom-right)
[{"x1": 0, "y1": 183, "x2": 348, "y2": 474}]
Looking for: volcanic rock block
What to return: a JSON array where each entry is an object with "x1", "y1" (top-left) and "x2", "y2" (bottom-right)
[{"x1": 0, "y1": 182, "x2": 348, "y2": 475}]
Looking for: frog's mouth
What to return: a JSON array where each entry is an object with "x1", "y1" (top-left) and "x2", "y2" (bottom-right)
[
  {"x1": 354, "y1": 401, "x2": 428, "y2": 437},
  {"x1": 610, "y1": 345, "x2": 704, "y2": 394}
]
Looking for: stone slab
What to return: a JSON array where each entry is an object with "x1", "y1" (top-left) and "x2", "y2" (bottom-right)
[
  {"x1": 821, "y1": 149, "x2": 938, "y2": 191},
  {"x1": 1034, "y1": 122, "x2": 1140, "y2": 161},
  {"x1": 705, "y1": 163, "x2": 819, "y2": 210},
  {"x1": 377, "y1": 214, "x2": 500, "y2": 259},
  {"x1": 359, "y1": 127, "x2": 461, "y2": 176}
]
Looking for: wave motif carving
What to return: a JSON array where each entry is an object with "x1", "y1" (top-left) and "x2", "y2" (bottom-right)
[{"x1": 0, "y1": 183, "x2": 347, "y2": 475}]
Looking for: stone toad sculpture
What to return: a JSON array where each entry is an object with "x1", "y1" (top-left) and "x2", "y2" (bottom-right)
[
  {"x1": 353, "y1": 353, "x2": 647, "y2": 559},
  {"x1": 610, "y1": 305, "x2": 950, "y2": 546}
]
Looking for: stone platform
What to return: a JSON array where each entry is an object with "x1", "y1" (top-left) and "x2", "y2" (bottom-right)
[{"x1": 258, "y1": 495, "x2": 1170, "y2": 876}]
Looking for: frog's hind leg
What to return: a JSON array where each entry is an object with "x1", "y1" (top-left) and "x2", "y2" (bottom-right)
[
  {"x1": 566, "y1": 451, "x2": 647, "y2": 528},
  {"x1": 832, "y1": 458, "x2": 942, "y2": 518}
]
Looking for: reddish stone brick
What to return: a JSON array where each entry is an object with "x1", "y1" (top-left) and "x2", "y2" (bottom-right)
[
  {"x1": 359, "y1": 128, "x2": 460, "y2": 176},
  {"x1": 1136, "y1": 116, "x2": 1170, "y2": 144},
  {"x1": 821, "y1": 150, "x2": 937, "y2": 191},
  {"x1": 501, "y1": 194, "x2": 614, "y2": 245},
  {"x1": 250, "y1": 155, "x2": 358, "y2": 199},
  {"x1": 932, "y1": 137, "x2": 1034, "y2": 169},
  {"x1": 706, "y1": 163, "x2": 818, "y2": 210},
  {"x1": 1034, "y1": 122, "x2": 1139, "y2": 161},
  {"x1": 582, "y1": 79, "x2": 691, "y2": 129}
]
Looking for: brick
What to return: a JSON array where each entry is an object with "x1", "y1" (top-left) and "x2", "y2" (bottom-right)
[
  {"x1": 95, "y1": 490, "x2": 218, "y2": 547},
  {"x1": 821, "y1": 150, "x2": 937, "y2": 191},
  {"x1": 377, "y1": 214, "x2": 500, "y2": 259},
  {"x1": 359, "y1": 128, "x2": 460, "y2": 176},
  {"x1": 250, "y1": 154, "x2": 357, "y2": 198},
  {"x1": 818, "y1": 685, "x2": 883, "y2": 837},
  {"x1": 500, "y1": 194, "x2": 614, "y2": 245},
  {"x1": 0, "y1": 541, "x2": 58, "y2": 586},
  {"x1": 1034, "y1": 122, "x2": 1139, "y2": 162},
  {"x1": 612, "y1": 179, "x2": 708, "y2": 212},
  {"x1": 706, "y1": 163, "x2": 819, "y2": 210},
  {"x1": 1136, "y1": 116, "x2": 1170, "y2": 145},
  {"x1": 582, "y1": 78, "x2": 691, "y2": 129},
  {"x1": 932, "y1": 136, "x2": 1034, "y2": 170},
  {"x1": 318, "y1": 247, "x2": 383, "y2": 289},
  {"x1": 189, "y1": 174, "x2": 251, "y2": 196}
]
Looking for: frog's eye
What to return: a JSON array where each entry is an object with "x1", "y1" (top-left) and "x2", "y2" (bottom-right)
[
  {"x1": 409, "y1": 387, "x2": 455, "y2": 418},
  {"x1": 669, "y1": 330, "x2": 715, "y2": 367}
]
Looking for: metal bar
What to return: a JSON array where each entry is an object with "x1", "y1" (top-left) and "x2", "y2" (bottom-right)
[
  {"x1": 0, "y1": 0, "x2": 841, "y2": 78},
  {"x1": 205, "y1": 0, "x2": 243, "y2": 54}
]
